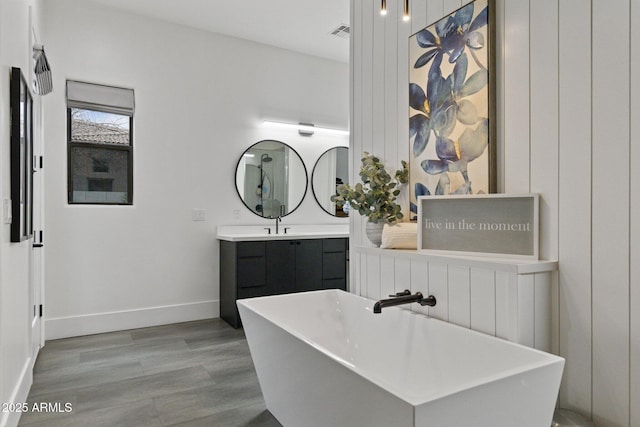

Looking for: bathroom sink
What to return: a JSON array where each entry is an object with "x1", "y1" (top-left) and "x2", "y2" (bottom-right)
[{"x1": 216, "y1": 224, "x2": 348, "y2": 241}]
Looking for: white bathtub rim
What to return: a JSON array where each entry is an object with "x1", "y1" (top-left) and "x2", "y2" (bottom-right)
[{"x1": 236, "y1": 290, "x2": 565, "y2": 407}]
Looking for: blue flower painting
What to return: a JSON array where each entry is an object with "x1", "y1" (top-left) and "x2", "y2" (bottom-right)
[{"x1": 409, "y1": 0, "x2": 494, "y2": 215}]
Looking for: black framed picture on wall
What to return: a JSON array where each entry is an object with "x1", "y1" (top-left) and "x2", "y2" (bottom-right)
[{"x1": 10, "y1": 66, "x2": 34, "y2": 242}]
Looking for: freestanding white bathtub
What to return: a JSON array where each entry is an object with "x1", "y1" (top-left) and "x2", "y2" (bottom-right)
[{"x1": 237, "y1": 289, "x2": 564, "y2": 427}]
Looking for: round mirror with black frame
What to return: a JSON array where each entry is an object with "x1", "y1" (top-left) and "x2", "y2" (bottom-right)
[
  {"x1": 311, "y1": 146, "x2": 349, "y2": 217},
  {"x1": 235, "y1": 140, "x2": 308, "y2": 218}
]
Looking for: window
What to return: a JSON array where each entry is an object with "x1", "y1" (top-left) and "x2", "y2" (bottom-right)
[
  {"x1": 87, "y1": 178, "x2": 113, "y2": 192},
  {"x1": 92, "y1": 158, "x2": 109, "y2": 173},
  {"x1": 67, "y1": 81, "x2": 134, "y2": 204}
]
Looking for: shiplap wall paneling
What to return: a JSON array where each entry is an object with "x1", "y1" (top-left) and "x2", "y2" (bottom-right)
[
  {"x1": 350, "y1": 0, "x2": 363, "y2": 252},
  {"x1": 372, "y1": 3, "x2": 386, "y2": 160},
  {"x1": 529, "y1": 0, "x2": 560, "y2": 358},
  {"x1": 397, "y1": 3, "x2": 411, "y2": 217},
  {"x1": 592, "y1": 0, "x2": 631, "y2": 425},
  {"x1": 383, "y1": 1, "x2": 397, "y2": 170},
  {"x1": 494, "y1": 271, "x2": 511, "y2": 340},
  {"x1": 534, "y1": 272, "x2": 552, "y2": 353},
  {"x1": 351, "y1": 0, "x2": 640, "y2": 423},
  {"x1": 362, "y1": 253, "x2": 373, "y2": 298},
  {"x1": 502, "y1": 0, "x2": 530, "y2": 193},
  {"x1": 631, "y1": 0, "x2": 640, "y2": 425},
  {"x1": 516, "y1": 274, "x2": 535, "y2": 348},
  {"x1": 409, "y1": 258, "x2": 429, "y2": 316},
  {"x1": 380, "y1": 255, "x2": 396, "y2": 301},
  {"x1": 425, "y1": 1, "x2": 443, "y2": 28},
  {"x1": 443, "y1": 0, "x2": 462, "y2": 16},
  {"x1": 366, "y1": 254, "x2": 382, "y2": 300},
  {"x1": 359, "y1": 0, "x2": 374, "y2": 248},
  {"x1": 448, "y1": 265, "x2": 471, "y2": 328},
  {"x1": 530, "y1": 0, "x2": 559, "y2": 262},
  {"x1": 402, "y1": 0, "x2": 419, "y2": 220},
  {"x1": 506, "y1": 272, "x2": 521, "y2": 344},
  {"x1": 351, "y1": 249, "x2": 361, "y2": 296},
  {"x1": 427, "y1": 261, "x2": 449, "y2": 321},
  {"x1": 358, "y1": 252, "x2": 367, "y2": 297},
  {"x1": 360, "y1": 0, "x2": 374, "y2": 160},
  {"x1": 411, "y1": 0, "x2": 428, "y2": 32},
  {"x1": 394, "y1": 257, "x2": 412, "y2": 297},
  {"x1": 351, "y1": 249, "x2": 555, "y2": 351},
  {"x1": 470, "y1": 268, "x2": 496, "y2": 336},
  {"x1": 557, "y1": 0, "x2": 592, "y2": 416},
  {"x1": 493, "y1": 0, "x2": 505, "y2": 192}
]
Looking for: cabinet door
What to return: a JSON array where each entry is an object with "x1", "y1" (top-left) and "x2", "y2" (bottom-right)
[
  {"x1": 266, "y1": 240, "x2": 296, "y2": 294},
  {"x1": 322, "y1": 238, "x2": 347, "y2": 290},
  {"x1": 295, "y1": 239, "x2": 323, "y2": 292},
  {"x1": 323, "y1": 238, "x2": 347, "y2": 252},
  {"x1": 323, "y1": 252, "x2": 346, "y2": 280},
  {"x1": 220, "y1": 240, "x2": 240, "y2": 328},
  {"x1": 237, "y1": 241, "x2": 266, "y2": 294},
  {"x1": 237, "y1": 257, "x2": 266, "y2": 289}
]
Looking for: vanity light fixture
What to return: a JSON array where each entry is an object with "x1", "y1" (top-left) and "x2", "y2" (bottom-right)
[
  {"x1": 298, "y1": 122, "x2": 315, "y2": 137},
  {"x1": 262, "y1": 120, "x2": 349, "y2": 136},
  {"x1": 380, "y1": 0, "x2": 409, "y2": 20}
]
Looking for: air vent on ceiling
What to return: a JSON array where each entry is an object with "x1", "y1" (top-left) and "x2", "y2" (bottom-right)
[{"x1": 330, "y1": 24, "x2": 350, "y2": 39}]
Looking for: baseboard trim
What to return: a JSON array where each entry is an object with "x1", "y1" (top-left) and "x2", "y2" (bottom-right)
[
  {"x1": 0, "y1": 356, "x2": 33, "y2": 427},
  {"x1": 45, "y1": 300, "x2": 219, "y2": 340}
]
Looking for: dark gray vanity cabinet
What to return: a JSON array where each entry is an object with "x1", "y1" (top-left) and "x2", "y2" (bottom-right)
[
  {"x1": 266, "y1": 239, "x2": 323, "y2": 293},
  {"x1": 220, "y1": 237, "x2": 348, "y2": 328}
]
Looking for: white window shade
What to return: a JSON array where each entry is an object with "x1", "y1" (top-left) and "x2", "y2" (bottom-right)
[
  {"x1": 33, "y1": 46, "x2": 53, "y2": 95},
  {"x1": 67, "y1": 81, "x2": 134, "y2": 116}
]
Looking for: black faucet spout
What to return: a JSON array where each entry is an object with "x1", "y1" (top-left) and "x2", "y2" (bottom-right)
[{"x1": 373, "y1": 291, "x2": 436, "y2": 313}]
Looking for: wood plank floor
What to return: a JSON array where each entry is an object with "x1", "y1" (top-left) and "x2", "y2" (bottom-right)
[{"x1": 19, "y1": 319, "x2": 282, "y2": 426}]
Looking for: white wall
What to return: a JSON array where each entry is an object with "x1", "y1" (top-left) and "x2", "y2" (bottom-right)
[
  {"x1": 0, "y1": 0, "x2": 42, "y2": 425},
  {"x1": 350, "y1": 0, "x2": 639, "y2": 426},
  {"x1": 40, "y1": 0, "x2": 349, "y2": 339}
]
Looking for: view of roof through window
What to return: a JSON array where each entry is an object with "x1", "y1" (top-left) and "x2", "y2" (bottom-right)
[{"x1": 70, "y1": 108, "x2": 130, "y2": 145}]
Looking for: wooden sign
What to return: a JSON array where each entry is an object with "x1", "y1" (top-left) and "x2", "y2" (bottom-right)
[{"x1": 417, "y1": 194, "x2": 539, "y2": 259}]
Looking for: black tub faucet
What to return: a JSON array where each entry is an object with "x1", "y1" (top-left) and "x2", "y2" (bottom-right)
[{"x1": 373, "y1": 290, "x2": 436, "y2": 313}]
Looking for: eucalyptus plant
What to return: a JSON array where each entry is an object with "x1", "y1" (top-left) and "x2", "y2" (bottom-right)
[{"x1": 331, "y1": 152, "x2": 408, "y2": 225}]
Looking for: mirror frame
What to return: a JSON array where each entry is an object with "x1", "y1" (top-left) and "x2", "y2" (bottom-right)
[
  {"x1": 311, "y1": 146, "x2": 349, "y2": 218},
  {"x1": 234, "y1": 139, "x2": 308, "y2": 219}
]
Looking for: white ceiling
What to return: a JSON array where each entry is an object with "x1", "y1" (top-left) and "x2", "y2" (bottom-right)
[{"x1": 87, "y1": 0, "x2": 350, "y2": 63}]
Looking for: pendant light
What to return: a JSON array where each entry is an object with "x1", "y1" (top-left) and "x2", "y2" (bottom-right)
[{"x1": 380, "y1": 0, "x2": 409, "y2": 21}]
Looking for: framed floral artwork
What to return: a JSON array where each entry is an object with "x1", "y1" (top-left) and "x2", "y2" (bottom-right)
[{"x1": 409, "y1": 0, "x2": 496, "y2": 217}]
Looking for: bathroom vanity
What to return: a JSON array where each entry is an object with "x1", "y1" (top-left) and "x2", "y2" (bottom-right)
[{"x1": 217, "y1": 225, "x2": 349, "y2": 328}]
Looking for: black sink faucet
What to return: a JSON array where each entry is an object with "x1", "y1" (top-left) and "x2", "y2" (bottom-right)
[
  {"x1": 373, "y1": 290, "x2": 436, "y2": 313},
  {"x1": 275, "y1": 216, "x2": 281, "y2": 234}
]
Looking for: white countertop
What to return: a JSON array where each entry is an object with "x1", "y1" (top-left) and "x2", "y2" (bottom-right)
[{"x1": 216, "y1": 224, "x2": 349, "y2": 242}]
